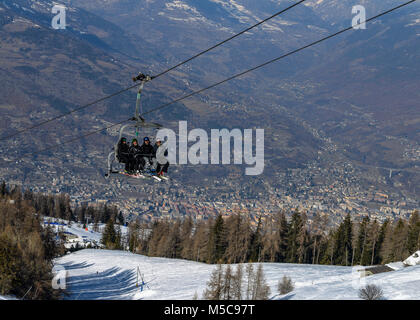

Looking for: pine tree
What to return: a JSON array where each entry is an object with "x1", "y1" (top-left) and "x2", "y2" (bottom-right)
[
  {"x1": 102, "y1": 219, "x2": 117, "y2": 249},
  {"x1": 333, "y1": 214, "x2": 353, "y2": 266},
  {"x1": 64, "y1": 195, "x2": 73, "y2": 222},
  {"x1": 332, "y1": 221, "x2": 344, "y2": 265},
  {"x1": 207, "y1": 215, "x2": 226, "y2": 263},
  {"x1": 373, "y1": 219, "x2": 389, "y2": 265},
  {"x1": 115, "y1": 225, "x2": 122, "y2": 250},
  {"x1": 101, "y1": 204, "x2": 111, "y2": 223},
  {"x1": 117, "y1": 212, "x2": 125, "y2": 226},
  {"x1": 276, "y1": 212, "x2": 289, "y2": 262},
  {"x1": 286, "y1": 209, "x2": 305, "y2": 263},
  {"x1": 392, "y1": 219, "x2": 409, "y2": 261},
  {"x1": 354, "y1": 217, "x2": 369, "y2": 265},
  {"x1": 278, "y1": 275, "x2": 294, "y2": 295},
  {"x1": 406, "y1": 211, "x2": 420, "y2": 254},
  {"x1": 320, "y1": 230, "x2": 335, "y2": 265},
  {"x1": 248, "y1": 215, "x2": 263, "y2": 262},
  {"x1": 129, "y1": 221, "x2": 140, "y2": 253}
]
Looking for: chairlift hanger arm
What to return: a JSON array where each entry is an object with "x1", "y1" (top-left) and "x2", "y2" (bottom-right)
[
  {"x1": 131, "y1": 73, "x2": 162, "y2": 128},
  {"x1": 133, "y1": 73, "x2": 152, "y2": 121}
]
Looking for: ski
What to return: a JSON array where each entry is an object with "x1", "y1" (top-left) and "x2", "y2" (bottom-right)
[
  {"x1": 147, "y1": 172, "x2": 162, "y2": 182},
  {"x1": 142, "y1": 169, "x2": 162, "y2": 182},
  {"x1": 119, "y1": 171, "x2": 150, "y2": 180},
  {"x1": 114, "y1": 170, "x2": 164, "y2": 182},
  {"x1": 152, "y1": 175, "x2": 162, "y2": 182}
]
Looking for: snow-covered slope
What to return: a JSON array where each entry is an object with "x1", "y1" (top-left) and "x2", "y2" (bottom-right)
[
  {"x1": 0, "y1": 295, "x2": 17, "y2": 300},
  {"x1": 404, "y1": 251, "x2": 420, "y2": 266},
  {"x1": 44, "y1": 219, "x2": 102, "y2": 241},
  {"x1": 55, "y1": 249, "x2": 420, "y2": 300},
  {"x1": 43, "y1": 218, "x2": 128, "y2": 249}
]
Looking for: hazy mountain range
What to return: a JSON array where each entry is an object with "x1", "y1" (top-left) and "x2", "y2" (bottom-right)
[{"x1": 0, "y1": 0, "x2": 418, "y2": 199}]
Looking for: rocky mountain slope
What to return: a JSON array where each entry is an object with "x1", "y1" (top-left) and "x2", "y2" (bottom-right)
[{"x1": 0, "y1": 0, "x2": 418, "y2": 202}]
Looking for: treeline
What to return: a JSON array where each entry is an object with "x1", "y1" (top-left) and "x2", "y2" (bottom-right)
[
  {"x1": 129, "y1": 210, "x2": 419, "y2": 266},
  {"x1": 1, "y1": 182, "x2": 124, "y2": 230},
  {"x1": 0, "y1": 183, "x2": 64, "y2": 299}
]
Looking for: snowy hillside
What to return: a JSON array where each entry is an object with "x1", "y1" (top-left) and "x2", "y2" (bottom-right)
[
  {"x1": 43, "y1": 217, "x2": 128, "y2": 249},
  {"x1": 404, "y1": 251, "x2": 420, "y2": 266},
  {"x1": 55, "y1": 249, "x2": 420, "y2": 300}
]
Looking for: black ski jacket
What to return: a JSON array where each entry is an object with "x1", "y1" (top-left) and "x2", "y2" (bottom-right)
[
  {"x1": 139, "y1": 143, "x2": 155, "y2": 157},
  {"x1": 129, "y1": 144, "x2": 142, "y2": 157},
  {"x1": 117, "y1": 141, "x2": 130, "y2": 159}
]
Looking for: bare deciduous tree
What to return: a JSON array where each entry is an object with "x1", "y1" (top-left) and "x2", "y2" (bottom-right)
[
  {"x1": 251, "y1": 264, "x2": 271, "y2": 300},
  {"x1": 358, "y1": 284, "x2": 384, "y2": 300}
]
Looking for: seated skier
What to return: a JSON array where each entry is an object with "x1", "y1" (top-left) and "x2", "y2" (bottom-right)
[
  {"x1": 138, "y1": 137, "x2": 155, "y2": 172},
  {"x1": 116, "y1": 137, "x2": 130, "y2": 172},
  {"x1": 153, "y1": 138, "x2": 169, "y2": 177},
  {"x1": 129, "y1": 138, "x2": 142, "y2": 173}
]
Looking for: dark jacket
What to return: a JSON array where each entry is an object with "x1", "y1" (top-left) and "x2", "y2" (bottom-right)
[
  {"x1": 117, "y1": 141, "x2": 130, "y2": 160},
  {"x1": 139, "y1": 143, "x2": 155, "y2": 157},
  {"x1": 129, "y1": 144, "x2": 142, "y2": 157}
]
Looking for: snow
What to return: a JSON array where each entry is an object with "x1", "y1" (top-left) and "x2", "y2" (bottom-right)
[
  {"x1": 43, "y1": 217, "x2": 128, "y2": 249},
  {"x1": 210, "y1": 0, "x2": 259, "y2": 24},
  {"x1": 159, "y1": 0, "x2": 209, "y2": 23},
  {"x1": 386, "y1": 261, "x2": 405, "y2": 271},
  {"x1": 404, "y1": 251, "x2": 420, "y2": 266},
  {"x1": 0, "y1": 295, "x2": 17, "y2": 300},
  {"x1": 55, "y1": 249, "x2": 420, "y2": 300}
]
